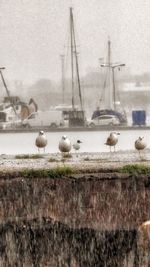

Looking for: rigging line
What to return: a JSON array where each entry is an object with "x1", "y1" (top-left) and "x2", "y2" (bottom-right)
[
  {"x1": 113, "y1": 69, "x2": 125, "y2": 115},
  {"x1": 112, "y1": 67, "x2": 117, "y2": 110},
  {"x1": 63, "y1": 25, "x2": 70, "y2": 102},
  {"x1": 65, "y1": 32, "x2": 69, "y2": 71},
  {"x1": 113, "y1": 69, "x2": 122, "y2": 108},
  {"x1": 99, "y1": 41, "x2": 109, "y2": 105},
  {"x1": 70, "y1": 8, "x2": 75, "y2": 110},
  {"x1": 71, "y1": 9, "x2": 83, "y2": 111},
  {"x1": 64, "y1": 15, "x2": 70, "y2": 74},
  {"x1": 115, "y1": 78, "x2": 121, "y2": 102},
  {"x1": 99, "y1": 68, "x2": 108, "y2": 104}
]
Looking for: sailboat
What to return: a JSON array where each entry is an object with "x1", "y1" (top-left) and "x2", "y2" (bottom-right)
[
  {"x1": 92, "y1": 39, "x2": 127, "y2": 125},
  {"x1": 61, "y1": 7, "x2": 86, "y2": 127}
]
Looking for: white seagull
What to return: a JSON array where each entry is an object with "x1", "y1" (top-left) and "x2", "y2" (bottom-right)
[
  {"x1": 105, "y1": 132, "x2": 120, "y2": 152},
  {"x1": 73, "y1": 140, "x2": 82, "y2": 152},
  {"x1": 35, "y1": 130, "x2": 47, "y2": 153},
  {"x1": 135, "y1": 136, "x2": 146, "y2": 157},
  {"x1": 59, "y1": 135, "x2": 71, "y2": 154}
]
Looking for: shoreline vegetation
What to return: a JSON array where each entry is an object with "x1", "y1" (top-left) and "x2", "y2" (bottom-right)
[{"x1": 0, "y1": 151, "x2": 150, "y2": 178}]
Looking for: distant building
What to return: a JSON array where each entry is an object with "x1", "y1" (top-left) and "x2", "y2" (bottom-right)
[{"x1": 123, "y1": 82, "x2": 150, "y2": 92}]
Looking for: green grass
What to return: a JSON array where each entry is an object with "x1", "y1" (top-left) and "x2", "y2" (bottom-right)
[
  {"x1": 121, "y1": 164, "x2": 150, "y2": 175},
  {"x1": 83, "y1": 157, "x2": 107, "y2": 162},
  {"x1": 20, "y1": 166, "x2": 74, "y2": 178},
  {"x1": 62, "y1": 153, "x2": 72, "y2": 158},
  {"x1": 48, "y1": 157, "x2": 59, "y2": 162},
  {"x1": 83, "y1": 157, "x2": 90, "y2": 161},
  {"x1": 15, "y1": 154, "x2": 44, "y2": 159}
]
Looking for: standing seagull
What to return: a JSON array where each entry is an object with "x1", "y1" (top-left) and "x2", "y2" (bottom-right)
[
  {"x1": 59, "y1": 135, "x2": 71, "y2": 155},
  {"x1": 35, "y1": 130, "x2": 47, "y2": 153},
  {"x1": 135, "y1": 136, "x2": 146, "y2": 157},
  {"x1": 73, "y1": 140, "x2": 82, "y2": 152},
  {"x1": 105, "y1": 132, "x2": 120, "y2": 152}
]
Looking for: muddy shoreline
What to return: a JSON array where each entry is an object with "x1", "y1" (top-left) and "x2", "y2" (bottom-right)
[{"x1": 0, "y1": 150, "x2": 149, "y2": 172}]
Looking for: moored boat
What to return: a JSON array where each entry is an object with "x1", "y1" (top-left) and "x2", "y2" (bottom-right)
[
  {"x1": 91, "y1": 39, "x2": 127, "y2": 125},
  {"x1": 61, "y1": 7, "x2": 86, "y2": 127}
]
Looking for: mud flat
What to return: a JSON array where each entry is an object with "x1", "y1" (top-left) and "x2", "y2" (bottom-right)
[
  {"x1": 0, "y1": 149, "x2": 150, "y2": 170},
  {"x1": 0, "y1": 151, "x2": 150, "y2": 266}
]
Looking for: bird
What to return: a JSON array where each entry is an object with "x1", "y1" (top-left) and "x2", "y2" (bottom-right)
[
  {"x1": 59, "y1": 135, "x2": 71, "y2": 155},
  {"x1": 105, "y1": 132, "x2": 120, "y2": 152},
  {"x1": 73, "y1": 140, "x2": 82, "y2": 151},
  {"x1": 35, "y1": 130, "x2": 47, "y2": 152},
  {"x1": 135, "y1": 136, "x2": 146, "y2": 157}
]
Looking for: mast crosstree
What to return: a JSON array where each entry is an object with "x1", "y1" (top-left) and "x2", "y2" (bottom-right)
[{"x1": 100, "y1": 39, "x2": 125, "y2": 110}]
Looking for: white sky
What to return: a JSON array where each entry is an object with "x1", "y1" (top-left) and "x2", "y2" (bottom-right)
[{"x1": 0, "y1": 0, "x2": 150, "y2": 83}]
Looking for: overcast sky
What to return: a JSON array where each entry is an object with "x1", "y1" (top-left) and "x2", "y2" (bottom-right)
[{"x1": 0, "y1": 0, "x2": 150, "y2": 84}]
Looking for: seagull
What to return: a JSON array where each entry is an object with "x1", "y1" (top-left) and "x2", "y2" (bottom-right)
[
  {"x1": 105, "y1": 132, "x2": 120, "y2": 152},
  {"x1": 35, "y1": 130, "x2": 47, "y2": 152},
  {"x1": 135, "y1": 136, "x2": 146, "y2": 157},
  {"x1": 73, "y1": 140, "x2": 82, "y2": 152},
  {"x1": 59, "y1": 135, "x2": 71, "y2": 155}
]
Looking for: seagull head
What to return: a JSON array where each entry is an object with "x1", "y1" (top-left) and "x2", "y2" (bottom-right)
[
  {"x1": 39, "y1": 130, "x2": 44, "y2": 135},
  {"x1": 139, "y1": 136, "x2": 144, "y2": 140},
  {"x1": 110, "y1": 131, "x2": 119, "y2": 135},
  {"x1": 62, "y1": 135, "x2": 67, "y2": 140},
  {"x1": 77, "y1": 140, "x2": 82, "y2": 143}
]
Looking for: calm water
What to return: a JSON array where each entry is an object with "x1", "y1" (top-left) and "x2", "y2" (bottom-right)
[{"x1": 0, "y1": 129, "x2": 149, "y2": 155}]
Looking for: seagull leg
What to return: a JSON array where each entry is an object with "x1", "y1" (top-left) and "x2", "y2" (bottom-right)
[
  {"x1": 143, "y1": 149, "x2": 146, "y2": 160},
  {"x1": 139, "y1": 150, "x2": 142, "y2": 160},
  {"x1": 139, "y1": 150, "x2": 144, "y2": 161},
  {"x1": 75, "y1": 150, "x2": 79, "y2": 158}
]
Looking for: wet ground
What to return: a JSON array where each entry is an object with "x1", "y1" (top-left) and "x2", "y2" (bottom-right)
[{"x1": 0, "y1": 150, "x2": 149, "y2": 171}]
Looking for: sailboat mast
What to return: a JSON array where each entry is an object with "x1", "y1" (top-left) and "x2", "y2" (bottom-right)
[
  {"x1": 101, "y1": 39, "x2": 125, "y2": 111},
  {"x1": 71, "y1": 10, "x2": 83, "y2": 111},
  {"x1": 108, "y1": 39, "x2": 113, "y2": 109},
  {"x1": 70, "y1": 7, "x2": 75, "y2": 110},
  {"x1": 60, "y1": 55, "x2": 65, "y2": 104},
  {"x1": 112, "y1": 67, "x2": 116, "y2": 110},
  {"x1": 66, "y1": 7, "x2": 85, "y2": 126}
]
